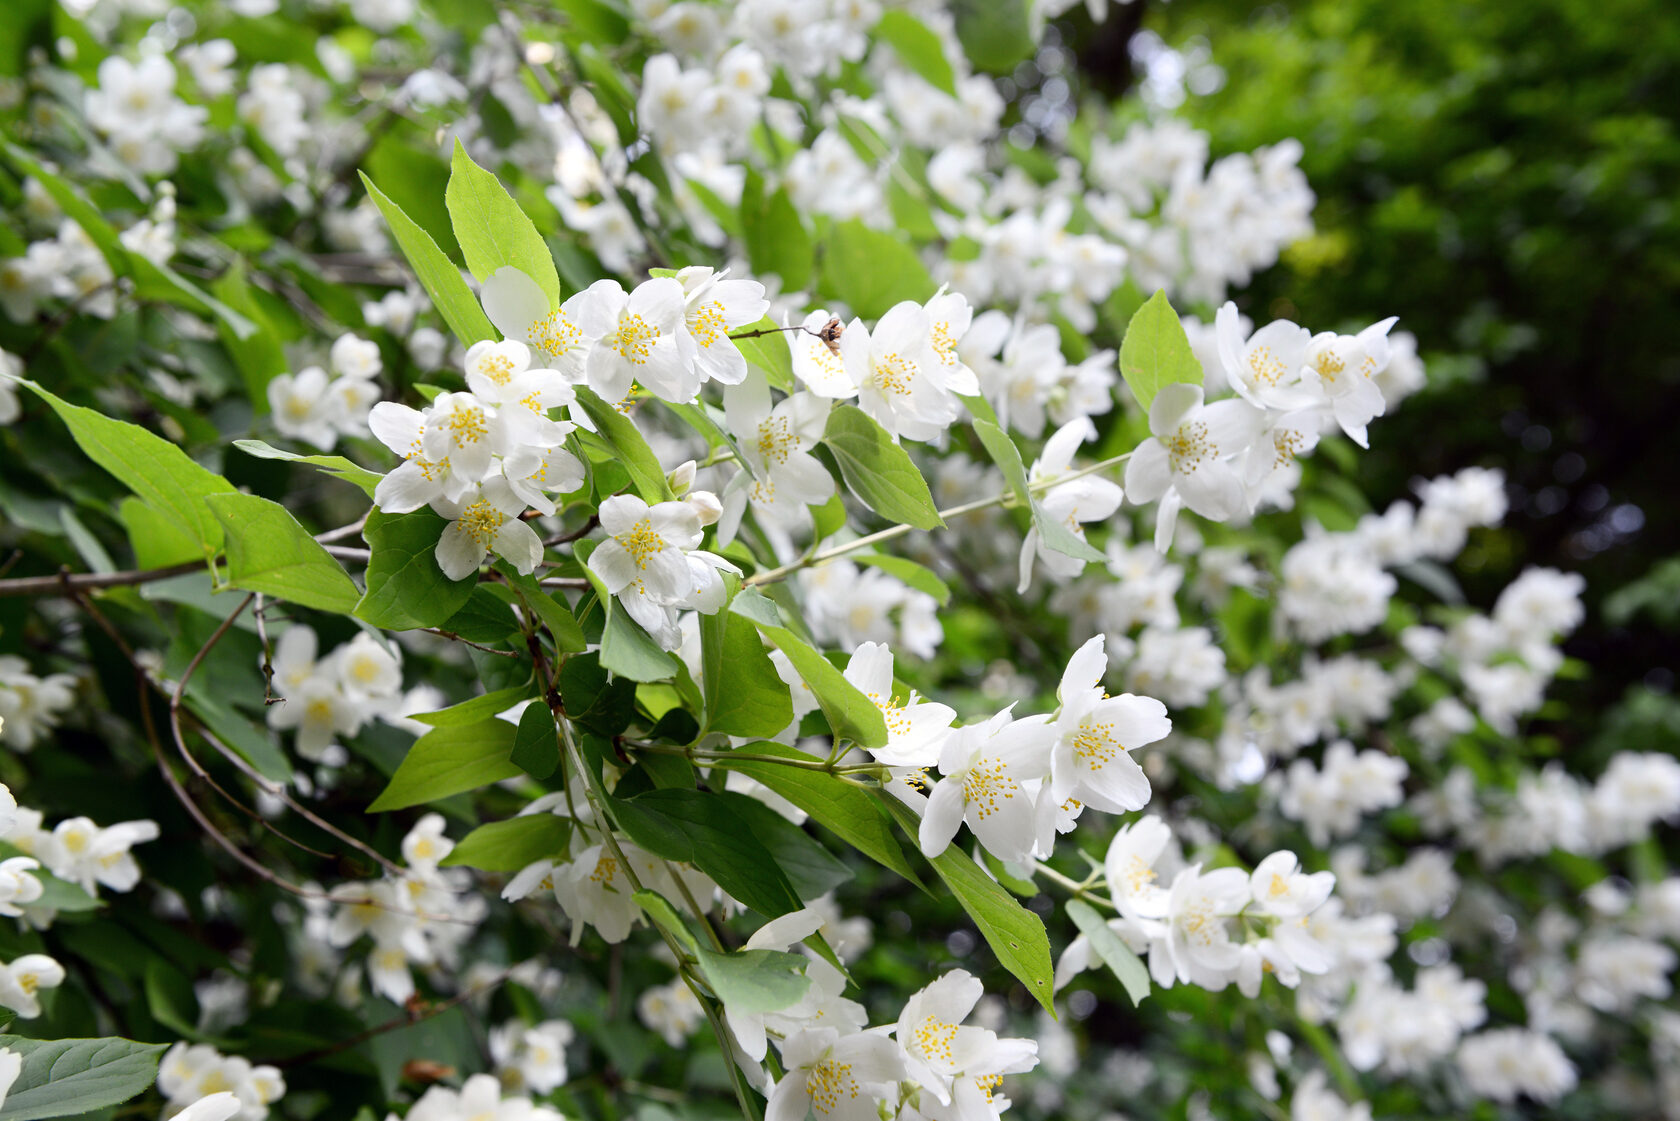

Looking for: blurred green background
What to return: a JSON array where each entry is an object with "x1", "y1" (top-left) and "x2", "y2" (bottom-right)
[{"x1": 1060, "y1": 0, "x2": 1680, "y2": 743}]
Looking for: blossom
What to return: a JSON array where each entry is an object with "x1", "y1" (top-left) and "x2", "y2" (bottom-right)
[
  {"x1": 1048, "y1": 635, "x2": 1170, "y2": 815},
  {"x1": 919, "y1": 709, "x2": 1055, "y2": 864},
  {"x1": 1016, "y1": 417, "x2": 1124, "y2": 592},
  {"x1": 717, "y1": 374, "x2": 835, "y2": 539},
  {"x1": 0, "y1": 953, "x2": 65, "y2": 1018},
  {"x1": 673, "y1": 266, "x2": 768, "y2": 387},
  {"x1": 583, "y1": 277, "x2": 688, "y2": 403},
  {"x1": 431, "y1": 477, "x2": 544, "y2": 580},
  {"x1": 1125, "y1": 382, "x2": 1260, "y2": 551},
  {"x1": 766, "y1": 1028, "x2": 903, "y2": 1121}
]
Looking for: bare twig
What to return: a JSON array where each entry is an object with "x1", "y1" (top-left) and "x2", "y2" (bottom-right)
[{"x1": 0, "y1": 559, "x2": 205, "y2": 598}]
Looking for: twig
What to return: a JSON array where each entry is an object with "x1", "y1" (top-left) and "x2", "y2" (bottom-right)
[
  {"x1": 0, "y1": 559, "x2": 205, "y2": 598},
  {"x1": 542, "y1": 514, "x2": 598, "y2": 548},
  {"x1": 255, "y1": 595, "x2": 282, "y2": 706},
  {"x1": 421, "y1": 629, "x2": 524, "y2": 657}
]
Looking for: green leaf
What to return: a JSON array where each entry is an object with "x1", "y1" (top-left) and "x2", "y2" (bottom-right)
[
  {"x1": 21, "y1": 380, "x2": 232, "y2": 557},
  {"x1": 818, "y1": 219, "x2": 935, "y2": 320},
  {"x1": 558, "y1": 652, "x2": 639, "y2": 737},
  {"x1": 361, "y1": 171, "x2": 497, "y2": 348},
  {"x1": 368, "y1": 718, "x2": 522, "y2": 811},
  {"x1": 607, "y1": 788, "x2": 804, "y2": 917},
  {"x1": 204, "y1": 493, "x2": 360, "y2": 614},
  {"x1": 693, "y1": 947, "x2": 810, "y2": 1014},
  {"x1": 852, "y1": 554, "x2": 951, "y2": 606},
  {"x1": 961, "y1": 395, "x2": 1030, "y2": 503},
  {"x1": 739, "y1": 174, "x2": 813, "y2": 292},
  {"x1": 701, "y1": 594, "x2": 794, "y2": 739},
  {"x1": 823, "y1": 405, "x2": 943, "y2": 530},
  {"x1": 732, "y1": 320, "x2": 795, "y2": 394},
  {"x1": 438, "y1": 585, "x2": 521, "y2": 643},
  {"x1": 511, "y1": 701, "x2": 559, "y2": 780},
  {"x1": 881, "y1": 797, "x2": 1056, "y2": 1013},
  {"x1": 118, "y1": 498, "x2": 203, "y2": 570},
  {"x1": 875, "y1": 11, "x2": 958, "y2": 95},
  {"x1": 355, "y1": 509, "x2": 478, "y2": 630},
  {"x1": 503, "y1": 571, "x2": 587, "y2": 653},
  {"x1": 446, "y1": 139, "x2": 561, "y2": 309},
  {"x1": 412, "y1": 686, "x2": 533, "y2": 727},
  {"x1": 729, "y1": 591, "x2": 888, "y2": 749},
  {"x1": 573, "y1": 388, "x2": 674, "y2": 504},
  {"x1": 1066, "y1": 899, "x2": 1150, "y2": 1006},
  {"x1": 950, "y1": 0, "x2": 1033, "y2": 73},
  {"x1": 441, "y1": 814, "x2": 570, "y2": 872},
  {"x1": 210, "y1": 261, "x2": 287, "y2": 413},
  {"x1": 179, "y1": 683, "x2": 293, "y2": 783},
  {"x1": 232, "y1": 439, "x2": 382, "y2": 497},
  {"x1": 1118, "y1": 289, "x2": 1203, "y2": 411},
  {"x1": 634, "y1": 889, "x2": 698, "y2": 954},
  {"x1": 1031, "y1": 498, "x2": 1106, "y2": 563},
  {"x1": 727, "y1": 794, "x2": 853, "y2": 901},
  {"x1": 0, "y1": 1034, "x2": 168, "y2": 1121},
  {"x1": 719, "y1": 744, "x2": 924, "y2": 886}
]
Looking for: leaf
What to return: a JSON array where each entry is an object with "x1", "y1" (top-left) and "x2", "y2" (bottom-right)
[
  {"x1": 961, "y1": 395, "x2": 1030, "y2": 503},
  {"x1": 823, "y1": 405, "x2": 943, "y2": 530},
  {"x1": 441, "y1": 814, "x2": 570, "y2": 872},
  {"x1": 1066, "y1": 899, "x2": 1150, "y2": 1006},
  {"x1": 950, "y1": 0, "x2": 1034, "y2": 73},
  {"x1": 502, "y1": 571, "x2": 587, "y2": 653},
  {"x1": 445, "y1": 139, "x2": 561, "y2": 308},
  {"x1": 412, "y1": 686, "x2": 532, "y2": 727},
  {"x1": 22, "y1": 380, "x2": 232, "y2": 557},
  {"x1": 204, "y1": 493, "x2": 360, "y2": 614},
  {"x1": 718, "y1": 744, "x2": 923, "y2": 886},
  {"x1": 1031, "y1": 498, "x2": 1106, "y2": 563},
  {"x1": 739, "y1": 174, "x2": 813, "y2": 292},
  {"x1": 732, "y1": 320, "x2": 795, "y2": 394},
  {"x1": 361, "y1": 171, "x2": 497, "y2": 348},
  {"x1": 727, "y1": 794, "x2": 853, "y2": 901},
  {"x1": 875, "y1": 10, "x2": 958, "y2": 95},
  {"x1": 729, "y1": 591, "x2": 888, "y2": 749},
  {"x1": 510, "y1": 701, "x2": 559, "y2": 780},
  {"x1": 818, "y1": 219, "x2": 935, "y2": 320},
  {"x1": 232, "y1": 439, "x2": 382, "y2": 497},
  {"x1": 118, "y1": 498, "x2": 203, "y2": 570},
  {"x1": 355, "y1": 510, "x2": 478, "y2": 631},
  {"x1": 558, "y1": 652, "x2": 639, "y2": 737},
  {"x1": 692, "y1": 947, "x2": 810, "y2": 1015},
  {"x1": 1118, "y1": 289, "x2": 1202, "y2": 412},
  {"x1": 210, "y1": 260, "x2": 287, "y2": 412},
  {"x1": 634, "y1": 889, "x2": 698, "y2": 954},
  {"x1": 368, "y1": 718, "x2": 522, "y2": 811},
  {"x1": 573, "y1": 388, "x2": 674, "y2": 504},
  {"x1": 607, "y1": 788, "x2": 804, "y2": 917},
  {"x1": 179, "y1": 684, "x2": 293, "y2": 783},
  {"x1": 701, "y1": 594, "x2": 794, "y2": 739},
  {"x1": 852, "y1": 553, "x2": 951, "y2": 606},
  {"x1": 438, "y1": 585, "x2": 522, "y2": 643},
  {"x1": 880, "y1": 797, "x2": 1056, "y2": 1013},
  {"x1": 0, "y1": 1034, "x2": 168, "y2": 1121}
]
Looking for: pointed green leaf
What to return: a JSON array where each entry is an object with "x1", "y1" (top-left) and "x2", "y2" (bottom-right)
[
  {"x1": 361, "y1": 171, "x2": 497, "y2": 348},
  {"x1": 823, "y1": 405, "x2": 943, "y2": 530},
  {"x1": 355, "y1": 509, "x2": 478, "y2": 631},
  {"x1": 445, "y1": 139, "x2": 561, "y2": 308},
  {"x1": 441, "y1": 814, "x2": 570, "y2": 872},
  {"x1": 511, "y1": 700, "x2": 559, "y2": 780},
  {"x1": 368, "y1": 718, "x2": 522, "y2": 811},
  {"x1": 875, "y1": 11, "x2": 958, "y2": 95},
  {"x1": 0, "y1": 1034, "x2": 168, "y2": 1121},
  {"x1": 232, "y1": 439, "x2": 382, "y2": 497},
  {"x1": 729, "y1": 590, "x2": 888, "y2": 749},
  {"x1": 205, "y1": 492, "x2": 360, "y2": 614},
  {"x1": 693, "y1": 947, "x2": 810, "y2": 1014},
  {"x1": 1118, "y1": 289, "x2": 1202, "y2": 411},
  {"x1": 701, "y1": 590, "x2": 794, "y2": 739},
  {"x1": 1066, "y1": 899, "x2": 1150, "y2": 1006},
  {"x1": 607, "y1": 788, "x2": 804, "y2": 917}
]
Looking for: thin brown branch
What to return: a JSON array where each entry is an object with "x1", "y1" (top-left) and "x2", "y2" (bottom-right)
[{"x1": 0, "y1": 559, "x2": 204, "y2": 598}]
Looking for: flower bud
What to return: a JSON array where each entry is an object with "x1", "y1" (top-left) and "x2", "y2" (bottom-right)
[
  {"x1": 667, "y1": 459, "x2": 698, "y2": 496},
  {"x1": 685, "y1": 489, "x2": 722, "y2": 526}
]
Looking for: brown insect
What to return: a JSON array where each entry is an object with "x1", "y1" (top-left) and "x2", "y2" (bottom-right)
[{"x1": 817, "y1": 316, "x2": 844, "y2": 355}]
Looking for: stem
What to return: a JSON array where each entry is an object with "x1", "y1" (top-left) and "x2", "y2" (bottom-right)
[
  {"x1": 745, "y1": 451, "x2": 1131, "y2": 587},
  {"x1": 0, "y1": 559, "x2": 206, "y2": 598},
  {"x1": 1032, "y1": 860, "x2": 1113, "y2": 909}
]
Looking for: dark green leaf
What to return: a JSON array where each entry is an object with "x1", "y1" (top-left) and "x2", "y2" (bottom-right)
[
  {"x1": 608, "y1": 788, "x2": 803, "y2": 917},
  {"x1": 511, "y1": 701, "x2": 559, "y2": 780},
  {"x1": 701, "y1": 592, "x2": 793, "y2": 739},
  {"x1": 729, "y1": 591, "x2": 888, "y2": 749},
  {"x1": 441, "y1": 814, "x2": 570, "y2": 872},
  {"x1": 368, "y1": 718, "x2": 522, "y2": 811},
  {"x1": 355, "y1": 510, "x2": 477, "y2": 631},
  {"x1": 0, "y1": 1034, "x2": 168, "y2": 1121}
]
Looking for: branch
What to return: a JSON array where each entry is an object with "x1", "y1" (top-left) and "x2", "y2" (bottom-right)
[{"x1": 0, "y1": 560, "x2": 205, "y2": 598}]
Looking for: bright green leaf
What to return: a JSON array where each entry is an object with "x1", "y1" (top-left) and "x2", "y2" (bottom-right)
[
  {"x1": 818, "y1": 219, "x2": 935, "y2": 320},
  {"x1": 823, "y1": 405, "x2": 943, "y2": 530},
  {"x1": 446, "y1": 139, "x2": 561, "y2": 308},
  {"x1": 1118, "y1": 289, "x2": 1203, "y2": 411},
  {"x1": 412, "y1": 686, "x2": 533, "y2": 727},
  {"x1": 573, "y1": 388, "x2": 674, "y2": 504},
  {"x1": 875, "y1": 11, "x2": 958, "y2": 95},
  {"x1": 693, "y1": 947, "x2": 810, "y2": 1014},
  {"x1": 441, "y1": 814, "x2": 570, "y2": 872},
  {"x1": 361, "y1": 171, "x2": 497, "y2": 348},
  {"x1": 368, "y1": 718, "x2": 522, "y2": 811},
  {"x1": 232, "y1": 439, "x2": 383, "y2": 497},
  {"x1": 729, "y1": 591, "x2": 888, "y2": 749},
  {"x1": 740, "y1": 174, "x2": 814, "y2": 291},
  {"x1": 701, "y1": 593, "x2": 794, "y2": 739},
  {"x1": 204, "y1": 492, "x2": 360, "y2": 614},
  {"x1": 355, "y1": 509, "x2": 478, "y2": 631}
]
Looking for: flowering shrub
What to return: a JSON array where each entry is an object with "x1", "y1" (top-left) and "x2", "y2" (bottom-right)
[{"x1": 0, "y1": 2, "x2": 1672, "y2": 1120}]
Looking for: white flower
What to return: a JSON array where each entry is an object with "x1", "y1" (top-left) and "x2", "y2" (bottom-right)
[
  {"x1": 430, "y1": 476, "x2": 544, "y2": 581},
  {"x1": 584, "y1": 277, "x2": 689, "y2": 403},
  {"x1": 369, "y1": 402, "x2": 460, "y2": 514},
  {"x1": 1158, "y1": 865, "x2": 1248, "y2": 989},
  {"x1": 1301, "y1": 318, "x2": 1396, "y2": 448},
  {"x1": 1048, "y1": 635, "x2": 1170, "y2": 815},
  {"x1": 0, "y1": 856, "x2": 41, "y2": 917},
  {"x1": 843, "y1": 642, "x2": 955, "y2": 769},
  {"x1": 422, "y1": 392, "x2": 506, "y2": 497},
  {"x1": 893, "y1": 969, "x2": 999, "y2": 1103},
  {"x1": 401, "y1": 814, "x2": 453, "y2": 873},
  {"x1": 1247, "y1": 851, "x2": 1335, "y2": 918},
  {"x1": 490, "y1": 1019, "x2": 575, "y2": 1094},
  {"x1": 480, "y1": 268, "x2": 600, "y2": 381},
  {"x1": 717, "y1": 374, "x2": 835, "y2": 539},
  {"x1": 1017, "y1": 417, "x2": 1124, "y2": 592},
  {"x1": 0, "y1": 953, "x2": 65, "y2": 1018},
  {"x1": 267, "y1": 367, "x2": 340, "y2": 450},
  {"x1": 1457, "y1": 1028, "x2": 1577, "y2": 1105},
  {"x1": 919, "y1": 709, "x2": 1055, "y2": 864},
  {"x1": 674, "y1": 266, "x2": 768, "y2": 386},
  {"x1": 1125, "y1": 383, "x2": 1261, "y2": 551},
  {"x1": 1216, "y1": 302, "x2": 1315, "y2": 412},
  {"x1": 840, "y1": 301, "x2": 963, "y2": 442},
  {"x1": 1104, "y1": 816, "x2": 1174, "y2": 921},
  {"x1": 462, "y1": 339, "x2": 577, "y2": 448},
  {"x1": 766, "y1": 1028, "x2": 903, "y2": 1121}
]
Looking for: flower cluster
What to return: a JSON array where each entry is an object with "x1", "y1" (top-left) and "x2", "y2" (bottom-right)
[
  {"x1": 265, "y1": 626, "x2": 405, "y2": 765},
  {"x1": 158, "y1": 1043, "x2": 286, "y2": 1121},
  {"x1": 268, "y1": 333, "x2": 386, "y2": 451}
]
